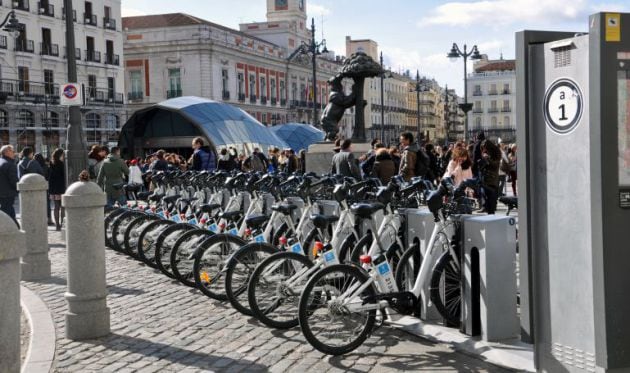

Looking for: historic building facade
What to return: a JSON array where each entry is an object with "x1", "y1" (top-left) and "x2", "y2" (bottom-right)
[
  {"x1": 0, "y1": 0, "x2": 127, "y2": 154},
  {"x1": 467, "y1": 55, "x2": 516, "y2": 142},
  {"x1": 122, "y1": 1, "x2": 354, "y2": 136}
]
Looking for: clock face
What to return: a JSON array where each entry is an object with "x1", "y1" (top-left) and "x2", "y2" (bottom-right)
[{"x1": 275, "y1": 0, "x2": 288, "y2": 9}]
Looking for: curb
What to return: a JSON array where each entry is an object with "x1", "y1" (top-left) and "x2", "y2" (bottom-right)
[{"x1": 21, "y1": 285, "x2": 56, "y2": 373}]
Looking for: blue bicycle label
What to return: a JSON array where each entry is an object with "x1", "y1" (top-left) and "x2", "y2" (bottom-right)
[
  {"x1": 378, "y1": 263, "x2": 390, "y2": 275},
  {"x1": 229, "y1": 228, "x2": 238, "y2": 236},
  {"x1": 324, "y1": 251, "x2": 335, "y2": 262},
  {"x1": 254, "y1": 234, "x2": 265, "y2": 243},
  {"x1": 291, "y1": 243, "x2": 303, "y2": 254},
  {"x1": 188, "y1": 218, "x2": 198, "y2": 226},
  {"x1": 171, "y1": 215, "x2": 181, "y2": 223},
  {"x1": 208, "y1": 223, "x2": 218, "y2": 232}
]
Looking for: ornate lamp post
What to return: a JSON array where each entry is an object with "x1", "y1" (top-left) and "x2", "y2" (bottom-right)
[
  {"x1": 0, "y1": 10, "x2": 23, "y2": 36},
  {"x1": 287, "y1": 18, "x2": 327, "y2": 127},
  {"x1": 64, "y1": 0, "x2": 87, "y2": 184},
  {"x1": 378, "y1": 52, "x2": 393, "y2": 143},
  {"x1": 447, "y1": 43, "x2": 482, "y2": 142},
  {"x1": 410, "y1": 70, "x2": 429, "y2": 143}
]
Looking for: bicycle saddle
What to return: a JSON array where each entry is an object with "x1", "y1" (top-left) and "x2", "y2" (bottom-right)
[
  {"x1": 271, "y1": 203, "x2": 298, "y2": 215},
  {"x1": 219, "y1": 211, "x2": 241, "y2": 222},
  {"x1": 199, "y1": 203, "x2": 222, "y2": 213},
  {"x1": 149, "y1": 193, "x2": 164, "y2": 202},
  {"x1": 137, "y1": 191, "x2": 152, "y2": 201},
  {"x1": 310, "y1": 214, "x2": 339, "y2": 230},
  {"x1": 245, "y1": 214, "x2": 269, "y2": 230},
  {"x1": 162, "y1": 195, "x2": 181, "y2": 205},
  {"x1": 350, "y1": 203, "x2": 385, "y2": 219},
  {"x1": 124, "y1": 184, "x2": 142, "y2": 192}
]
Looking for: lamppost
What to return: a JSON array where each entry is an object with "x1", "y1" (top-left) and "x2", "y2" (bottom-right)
[
  {"x1": 447, "y1": 43, "x2": 482, "y2": 143},
  {"x1": 64, "y1": 0, "x2": 87, "y2": 184},
  {"x1": 410, "y1": 70, "x2": 428, "y2": 143},
  {"x1": 378, "y1": 52, "x2": 393, "y2": 143},
  {"x1": 0, "y1": 10, "x2": 22, "y2": 36},
  {"x1": 444, "y1": 84, "x2": 450, "y2": 145},
  {"x1": 287, "y1": 18, "x2": 327, "y2": 127}
]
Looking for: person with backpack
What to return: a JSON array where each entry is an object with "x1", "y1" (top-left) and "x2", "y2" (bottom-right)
[
  {"x1": 245, "y1": 149, "x2": 266, "y2": 173},
  {"x1": 18, "y1": 147, "x2": 44, "y2": 179},
  {"x1": 190, "y1": 137, "x2": 216, "y2": 171},
  {"x1": 398, "y1": 132, "x2": 429, "y2": 181},
  {"x1": 97, "y1": 147, "x2": 129, "y2": 207}
]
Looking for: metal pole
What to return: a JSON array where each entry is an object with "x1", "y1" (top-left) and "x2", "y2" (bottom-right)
[
  {"x1": 64, "y1": 0, "x2": 87, "y2": 185},
  {"x1": 463, "y1": 45, "x2": 469, "y2": 143},
  {"x1": 380, "y1": 52, "x2": 385, "y2": 143},
  {"x1": 311, "y1": 18, "x2": 318, "y2": 127},
  {"x1": 444, "y1": 84, "x2": 449, "y2": 145},
  {"x1": 416, "y1": 71, "x2": 420, "y2": 142}
]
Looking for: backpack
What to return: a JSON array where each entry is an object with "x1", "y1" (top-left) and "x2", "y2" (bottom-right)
[{"x1": 414, "y1": 149, "x2": 430, "y2": 178}]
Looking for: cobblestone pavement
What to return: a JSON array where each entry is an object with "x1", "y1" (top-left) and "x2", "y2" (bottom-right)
[{"x1": 22, "y1": 228, "x2": 511, "y2": 373}]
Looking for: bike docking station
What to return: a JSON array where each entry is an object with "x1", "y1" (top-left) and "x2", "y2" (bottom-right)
[{"x1": 515, "y1": 12, "x2": 630, "y2": 372}]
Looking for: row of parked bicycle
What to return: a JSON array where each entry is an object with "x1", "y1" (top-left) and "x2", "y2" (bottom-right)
[{"x1": 104, "y1": 169, "x2": 488, "y2": 355}]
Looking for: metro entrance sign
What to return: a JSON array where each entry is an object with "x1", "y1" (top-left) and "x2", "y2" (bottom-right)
[{"x1": 60, "y1": 83, "x2": 83, "y2": 106}]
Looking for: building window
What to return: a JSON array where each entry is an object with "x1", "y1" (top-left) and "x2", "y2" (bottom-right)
[
  {"x1": 168, "y1": 68, "x2": 181, "y2": 98},
  {"x1": 503, "y1": 99, "x2": 510, "y2": 111},
  {"x1": 18, "y1": 66, "x2": 29, "y2": 93},
  {"x1": 475, "y1": 117, "x2": 482, "y2": 128},
  {"x1": 222, "y1": 69, "x2": 229, "y2": 93},
  {"x1": 291, "y1": 82, "x2": 297, "y2": 101},
  {"x1": 270, "y1": 79, "x2": 276, "y2": 100},
  {"x1": 237, "y1": 72, "x2": 244, "y2": 98},
  {"x1": 280, "y1": 80, "x2": 285, "y2": 101},
  {"x1": 0, "y1": 110, "x2": 8, "y2": 127},
  {"x1": 107, "y1": 77, "x2": 114, "y2": 100},
  {"x1": 87, "y1": 74, "x2": 96, "y2": 99},
  {"x1": 491, "y1": 116, "x2": 497, "y2": 127},
  {"x1": 504, "y1": 116, "x2": 510, "y2": 127},
  {"x1": 16, "y1": 109, "x2": 34, "y2": 128},
  {"x1": 86, "y1": 112, "x2": 101, "y2": 144},
  {"x1": 503, "y1": 83, "x2": 510, "y2": 94},
  {"x1": 249, "y1": 74, "x2": 256, "y2": 98},
  {"x1": 300, "y1": 83, "x2": 306, "y2": 101},
  {"x1": 490, "y1": 83, "x2": 497, "y2": 95},
  {"x1": 130, "y1": 70, "x2": 142, "y2": 97},
  {"x1": 44, "y1": 69, "x2": 54, "y2": 95}
]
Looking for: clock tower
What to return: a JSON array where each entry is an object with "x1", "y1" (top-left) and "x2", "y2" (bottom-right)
[{"x1": 266, "y1": 0, "x2": 307, "y2": 24}]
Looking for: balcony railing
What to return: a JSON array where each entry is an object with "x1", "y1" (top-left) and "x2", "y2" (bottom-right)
[
  {"x1": 501, "y1": 107, "x2": 511, "y2": 112},
  {"x1": 0, "y1": 36, "x2": 7, "y2": 50},
  {"x1": 85, "y1": 88, "x2": 124, "y2": 104},
  {"x1": 299, "y1": 100, "x2": 307, "y2": 107},
  {"x1": 103, "y1": 17, "x2": 116, "y2": 31},
  {"x1": 472, "y1": 108, "x2": 483, "y2": 114},
  {"x1": 280, "y1": 98, "x2": 286, "y2": 106},
  {"x1": 128, "y1": 91, "x2": 143, "y2": 101},
  {"x1": 271, "y1": 97, "x2": 277, "y2": 106},
  {"x1": 38, "y1": 2, "x2": 54, "y2": 16},
  {"x1": 85, "y1": 50, "x2": 101, "y2": 63},
  {"x1": 502, "y1": 89, "x2": 511, "y2": 95},
  {"x1": 167, "y1": 89, "x2": 182, "y2": 99},
  {"x1": 61, "y1": 8, "x2": 77, "y2": 22},
  {"x1": 488, "y1": 108, "x2": 499, "y2": 113},
  {"x1": 63, "y1": 47, "x2": 81, "y2": 60},
  {"x1": 237, "y1": 93, "x2": 245, "y2": 102},
  {"x1": 15, "y1": 39, "x2": 35, "y2": 53},
  {"x1": 40, "y1": 43, "x2": 59, "y2": 57},
  {"x1": 260, "y1": 96, "x2": 267, "y2": 105},
  {"x1": 104, "y1": 53, "x2": 119, "y2": 65},
  {"x1": 84, "y1": 13, "x2": 97, "y2": 27},
  {"x1": 222, "y1": 91, "x2": 230, "y2": 100},
  {"x1": 488, "y1": 90, "x2": 498, "y2": 95},
  {"x1": 0, "y1": 79, "x2": 60, "y2": 104},
  {"x1": 12, "y1": 0, "x2": 29, "y2": 11},
  {"x1": 472, "y1": 91, "x2": 483, "y2": 96},
  {"x1": 249, "y1": 95, "x2": 257, "y2": 103}
]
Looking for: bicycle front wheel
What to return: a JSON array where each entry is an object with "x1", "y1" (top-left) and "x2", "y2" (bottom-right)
[
  {"x1": 429, "y1": 251, "x2": 461, "y2": 327},
  {"x1": 298, "y1": 264, "x2": 377, "y2": 356}
]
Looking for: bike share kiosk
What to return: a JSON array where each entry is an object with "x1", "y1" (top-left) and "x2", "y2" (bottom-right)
[{"x1": 517, "y1": 12, "x2": 630, "y2": 372}]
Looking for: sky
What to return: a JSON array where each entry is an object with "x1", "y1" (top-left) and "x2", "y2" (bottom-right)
[{"x1": 121, "y1": 0, "x2": 630, "y2": 96}]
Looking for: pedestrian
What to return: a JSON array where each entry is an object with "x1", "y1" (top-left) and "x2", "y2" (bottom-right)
[
  {"x1": 472, "y1": 132, "x2": 486, "y2": 178},
  {"x1": 48, "y1": 148, "x2": 66, "y2": 231},
  {"x1": 245, "y1": 149, "x2": 266, "y2": 173},
  {"x1": 371, "y1": 147, "x2": 396, "y2": 184},
  {"x1": 190, "y1": 137, "x2": 216, "y2": 171},
  {"x1": 443, "y1": 146, "x2": 473, "y2": 187},
  {"x1": 94, "y1": 146, "x2": 109, "y2": 178},
  {"x1": 149, "y1": 150, "x2": 169, "y2": 172},
  {"x1": 0, "y1": 145, "x2": 19, "y2": 227},
  {"x1": 217, "y1": 148, "x2": 233, "y2": 171},
  {"x1": 398, "y1": 132, "x2": 418, "y2": 182},
  {"x1": 96, "y1": 146, "x2": 130, "y2": 207},
  {"x1": 268, "y1": 148, "x2": 279, "y2": 173},
  {"x1": 298, "y1": 149, "x2": 306, "y2": 174},
  {"x1": 331, "y1": 139, "x2": 361, "y2": 180},
  {"x1": 87, "y1": 145, "x2": 103, "y2": 180},
  {"x1": 425, "y1": 143, "x2": 439, "y2": 184},
  {"x1": 286, "y1": 149, "x2": 299, "y2": 174},
  {"x1": 17, "y1": 147, "x2": 44, "y2": 179},
  {"x1": 128, "y1": 159, "x2": 144, "y2": 186},
  {"x1": 389, "y1": 146, "x2": 401, "y2": 175},
  {"x1": 480, "y1": 139, "x2": 501, "y2": 214},
  {"x1": 508, "y1": 144, "x2": 518, "y2": 196},
  {"x1": 34, "y1": 153, "x2": 53, "y2": 225},
  {"x1": 499, "y1": 143, "x2": 510, "y2": 196},
  {"x1": 361, "y1": 143, "x2": 385, "y2": 178}
]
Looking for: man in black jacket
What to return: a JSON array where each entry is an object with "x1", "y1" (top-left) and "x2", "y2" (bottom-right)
[{"x1": 0, "y1": 145, "x2": 20, "y2": 227}]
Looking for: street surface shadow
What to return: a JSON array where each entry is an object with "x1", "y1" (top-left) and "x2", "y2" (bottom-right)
[
  {"x1": 34, "y1": 275, "x2": 145, "y2": 296},
  {"x1": 83, "y1": 333, "x2": 269, "y2": 371}
]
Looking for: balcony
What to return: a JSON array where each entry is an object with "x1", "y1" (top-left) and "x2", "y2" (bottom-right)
[
  {"x1": 488, "y1": 90, "x2": 498, "y2": 95},
  {"x1": 280, "y1": 98, "x2": 286, "y2": 106},
  {"x1": 63, "y1": 47, "x2": 81, "y2": 60},
  {"x1": 289, "y1": 100, "x2": 299, "y2": 108},
  {"x1": 84, "y1": 13, "x2": 97, "y2": 27},
  {"x1": 0, "y1": 79, "x2": 60, "y2": 104},
  {"x1": 167, "y1": 89, "x2": 182, "y2": 99},
  {"x1": 472, "y1": 108, "x2": 483, "y2": 114},
  {"x1": 249, "y1": 95, "x2": 256, "y2": 103},
  {"x1": 84, "y1": 50, "x2": 101, "y2": 63},
  {"x1": 38, "y1": 2, "x2": 54, "y2": 17},
  {"x1": 271, "y1": 97, "x2": 277, "y2": 106},
  {"x1": 0, "y1": 36, "x2": 7, "y2": 50},
  {"x1": 86, "y1": 88, "x2": 124, "y2": 104},
  {"x1": 15, "y1": 40, "x2": 35, "y2": 53},
  {"x1": 473, "y1": 90, "x2": 483, "y2": 96},
  {"x1": 502, "y1": 89, "x2": 511, "y2": 95},
  {"x1": 61, "y1": 8, "x2": 77, "y2": 22},
  {"x1": 488, "y1": 108, "x2": 499, "y2": 113},
  {"x1": 299, "y1": 100, "x2": 307, "y2": 107},
  {"x1": 221, "y1": 91, "x2": 230, "y2": 100},
  {"x1": 12, "y1": 0, "x2": 29, "y2": 11},
  {"x1": 104, "y1": 53, "x2": 119, "y2": 65},
  {"x1": 103, "y1": 17, "x2": 116, "y2": 31},
  {"x1": 128, "y1": 91, "x2": 143, "y2": 101},
  {"x1": 237, "y1": 93, "x2": 245, "y2": 102},
  {"x1": 260, "y1": 96, "x2": 267, "y2": 105},
  {"x1": 40, "y1": 43, "x2": 59, "y2": 57},
  {"x1": 501, "y1": 107, "x2": 512, "y2": 112}
]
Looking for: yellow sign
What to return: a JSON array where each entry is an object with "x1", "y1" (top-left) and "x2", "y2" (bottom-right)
[{"x1": 606, "y1": 13, "x2": 621, "y2": 42}]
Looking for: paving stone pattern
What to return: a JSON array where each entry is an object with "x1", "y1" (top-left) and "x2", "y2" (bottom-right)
[
  {"x1": 23, "y1": 229, "x2": 510, "y2": 373},
  {"x1": 21, "y1": 311, "x2": 30, "y2": 364}
]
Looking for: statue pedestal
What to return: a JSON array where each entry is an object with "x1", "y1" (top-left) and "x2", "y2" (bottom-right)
[{"x1": 305, "y1": 142, "x2": 372, "y2": 175}]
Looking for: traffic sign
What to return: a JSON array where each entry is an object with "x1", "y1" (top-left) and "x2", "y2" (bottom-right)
[
  {"x1": 543, "y1": 78, "x2": 583, "y2": 134},
  {"x1": 60, "y1": 83, "x2": 83, "y2": 106}
]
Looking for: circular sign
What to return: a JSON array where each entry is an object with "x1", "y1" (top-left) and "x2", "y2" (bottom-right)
[
  {"x1": 63, "y1": 84, "x2": 78, "y2": 99},
  {"x1": 543, "y1": 78, "x2": 583, "y2": 134}
]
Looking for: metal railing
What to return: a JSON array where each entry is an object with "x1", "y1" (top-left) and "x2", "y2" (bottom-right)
[
  {"x1": 473, "y1": 91, "x2": 483, "y2": 96},
  {"x1": 487, "y1": 108, "x2": 499, "y2": 113},
  {"x1": 103, "y1": 17, "x2": 116, "y2": 31},
  {"x1": 0, "y1": 79, "x2": 60, "y2": 103},
  {"x1": 38, "y1": 2, "x2": 54, "y2": 16},
  {"x1": 167, "y1": 89, "x2": 182, "y2": 99},
  {"x1": 13, "y1": 0, "x2": 29, "y2": 11},
  {"x1": 40, "y1": 43, "x2": 59, "y2": 57},
  {"x1": 473, "y1": 108, "x2": 483, "y2": 114},
  {"x1": 84, "y1": 13, "x2": 97, "y2": 27},
  {"x1": 85, "y1": 50, "x2": 101, "y2": 63},
  {"x1": 128, "y1": 91, "x2": 143, "y2": 101},
  {"x1": 86, "y1": 88, "x2": 124, "y2": 104},
  {"x1": 488, "y1": 90, "x2": 498, "y2": 95},
  {"x1": 222, "y1": 91, "x2": 230, "y2": 100},
  {"x1": 0, "y1": 36, "x2": 7, "y2": 50},
  {"x1": 61, "y1": 8, "x2": 77, "y2": 21},
  {"x1": 15, "y1": 39, "x2": 34, "y2": 53},
  {"x1": 271, "y1": 97, "x2": 277, "y2": 106},
  {"x1": 280, "y1": 98, "x2": 286, "y2": 106},
  {"x1": 260, "y1": 96, "x2": 267, "y2": 105},
  {"x1": 63, "y1": 47, "x2": 81, "y2": 60},
  {"x1": 501, "y1": 107, "x2": 512, "y2": 112},
  {"x1": 104, "y1": 53, "x2": 119, "y2": 65},
  {"x1": 249, "y1": 95, "x2": 257, "y2": 103},
  {"x1": 237, "y1": 93, "x2": 245, "y2": 102}
]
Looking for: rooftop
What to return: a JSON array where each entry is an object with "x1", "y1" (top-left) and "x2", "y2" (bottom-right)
[{"x1": 474, "y1": 60, "x2": 516, "y2": 73}]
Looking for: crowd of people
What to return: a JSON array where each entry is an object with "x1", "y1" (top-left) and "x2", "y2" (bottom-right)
[{"x1": 331, "y1": 132, "x2": 518, "y2": 215}]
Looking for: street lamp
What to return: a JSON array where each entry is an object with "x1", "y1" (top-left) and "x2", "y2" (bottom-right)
[
  {"x1": 0, "y1": 10, "x2": 23, "y2": 38},
  {"x1": 447, "y1": 43, "x2": 482, "y2": 142},
  {"x1": 287, "y1": 18, "x2": 327, "y2": 127},
  {"x1": 63, "y1": 0, "x2": 87, "y2": 184},
  {"x1": 410, "y1": 70, "x2": 429, "y2": 144},
  {"x1": 378, "y1": 52, "x2": 393, "y2": 144}
]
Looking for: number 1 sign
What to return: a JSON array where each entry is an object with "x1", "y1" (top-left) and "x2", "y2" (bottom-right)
[{"x1": 543, "y1": 78, "x2": 584, "y2": 134}]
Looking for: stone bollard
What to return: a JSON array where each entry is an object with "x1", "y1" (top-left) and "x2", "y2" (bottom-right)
[
  {"x1": 18, "y1": 173, "x2": 51, "y2": 281},
  {"x1": 0, "y1": 211, "x2": 26, "y2": 373},
  {"x1": 62, "y1": 181, "x2": 110, "y2": 340}
]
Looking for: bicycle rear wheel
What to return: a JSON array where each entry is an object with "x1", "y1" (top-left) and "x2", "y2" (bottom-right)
[
  {"x1": 123, "y1": 214, "x2": 160, "y2": 258},
  {"x1": 170, "y1": 229, "x2": 214, "y2": 287},
  {"x1": 193, "y1": 234, "x2": 247, "y2": 301},
  {"x1": 429, "y1": 251, "x2": 461, "y2": 327},
  {"x1": 298, "y1": 264, "x2": 377, "y2": 356},
  {"x1": 154, "y1": 223, "x2": 195, "y2": 279},
  {"x1": 248, "y1": 251, "x2": 314, "y2": 329},
  {"x1": 137, "y1": 220, "x2": 174, "y2": 268}
]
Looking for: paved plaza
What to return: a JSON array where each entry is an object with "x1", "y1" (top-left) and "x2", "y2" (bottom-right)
[{"x1": 20, "y1": 227, "x2": 512, "y2": 373}]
